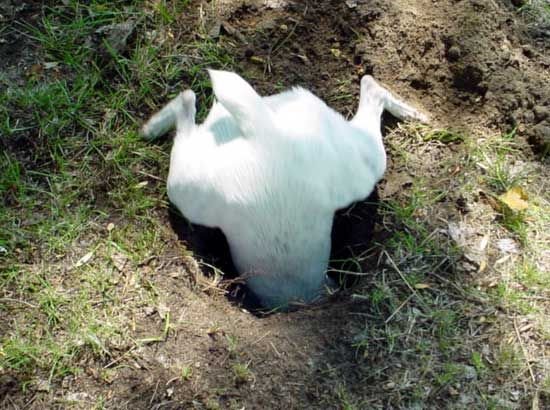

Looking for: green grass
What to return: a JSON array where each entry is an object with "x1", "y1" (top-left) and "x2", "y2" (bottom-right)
[
  {"x1": 342, "y1": 122, "x2": 550, "y2": 406},
  {"x1": 0, "y1": 0, "x2": 239, "y2": 384},
  {"x1": 519, "y1": 0, "x2": 550, "y2": 21},
  {"x1": 232, "y1": 363, "x2": 252, "y2": 385},
  {"x1": 0, "y1": 0, "x2": 186, "y2": 389},
  {"x1": 1, "y1": 1, "x2": 548, "y2": 408}
]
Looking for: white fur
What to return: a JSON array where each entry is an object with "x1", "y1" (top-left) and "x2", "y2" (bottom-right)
[{"x1": 142, "y1": 70, "x2": 428, "y2": 309}]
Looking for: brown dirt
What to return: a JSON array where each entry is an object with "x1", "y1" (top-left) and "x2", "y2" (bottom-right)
[{"x1": 2, "y1": 0, "x2": 549, "y2": 409}]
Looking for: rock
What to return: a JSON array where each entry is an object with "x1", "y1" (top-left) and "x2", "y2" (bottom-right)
[
  {"x1": 345, "y1": 0, "x2": 358, "y2": 8},
  {"x1": 462, "y1": 365, "x2": 477, "y2": 381}
]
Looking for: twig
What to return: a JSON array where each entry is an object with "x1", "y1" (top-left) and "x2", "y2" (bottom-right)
[
  {"x1": 519, "y1": 295, "x2": 550, "y2": 302},
  {"x1": 0, "y1": 298, "x2": 38, "y2": 309},
  {"x1": 513, "y1": 317, "x2": 536, "y2": 383},
  {"x1": 149, "y1": 380, "x2": 160, "y2": 406},
  {"x1": 385, "y1": 293, "x2": 415, "y2": 324},
  {"x1": 326, "y1": 268, "x2": 370, "y2": 276},
  {"x1": 137, "y1": 170, "x2": 163, "y2": 181},
  {"x1": 270, "y1": 21, "x2": 298, "y2": 56},
  {"x1": 270, "y1": 341, "x2": 282, "y2": 357},
  {"x1": 21, "y1": 393, "x2": 37, "y2": 410},
  {"x1": 5, "y1": 395, "x2": 19, "y2": 410},
  {"x1": 532, "y1": 389, "x2": 540, "y2": 410},
  {"x1": 251, "y1": 331, "x2": 271, "y2": 346},
  {"x1": 383, "y1": 250, "x2": 417, "y2": 295},
  {"x1": 104, "y1": 346, "x2": 137, "y2": 369}
]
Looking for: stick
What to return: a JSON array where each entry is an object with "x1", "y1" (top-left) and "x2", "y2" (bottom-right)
[{"x1": 513, "y1": 317, "x2": 536, "y2": 383}]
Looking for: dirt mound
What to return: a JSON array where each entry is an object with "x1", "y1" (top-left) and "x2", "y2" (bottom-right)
[{"x1": 215, "y1": 0, "x2": 549, "y2": 154}]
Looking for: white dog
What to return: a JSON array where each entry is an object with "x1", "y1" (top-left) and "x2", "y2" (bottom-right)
[{"x1": 142, "y1": 70, "x2": 427, "y2": 309}]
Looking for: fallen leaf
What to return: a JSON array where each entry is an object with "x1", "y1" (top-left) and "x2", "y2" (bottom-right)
[
  {"x1": 498, "y1": 186, "x2": 528, "y2": 211},
  {"x1": 250, "y1": 56, "x2": 265, "y2": 64},
  {"x1": 43, "y1": 62, "x2": 59, "y2": 69},
  {"x1": 134, "y1": 181, "x2": 148, "y2": 189},
  {"x1": 478, "y1": 259, "x2": 487, "y2": 273},
  {"x1": 75, "y1": 251, "x2": 94, "y2": 267},
  {"x1": 28, "y1": 64, "x2": 43, "y2": 77},
  {"x1": 330, "y1": 48, "x2": 342, "y2": 58},
  {"x1": 414, "y1": 283, "x2": 431, "y2": 289}
]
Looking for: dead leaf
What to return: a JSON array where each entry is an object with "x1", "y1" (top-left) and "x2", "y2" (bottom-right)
[
  {"x1": 75, "y1": 251, "x2": 94, "y2": 267},
  {"x1": 414, "y1": 283, "x2": 431, "y2": 289},
  {"x1": 478, "y1": 259, "x2": 487, "y2": 273},
  {"x1": 498, "y1": 186, "x2": 528, "y2": 211},
  {"x1": 134, "y1": 181, "x2": 148, "y2": 189},
  {"x1": 28, "y1": 64, "x2": 43, "y2": 77},
  {"x1": 330, "y1": 48, "x2": 342, "y2": 58},
  {"x1": 43, "y1": 62, "x2": 60, "y2": 70},
  {"x1": 250, "y1": 56, "x2": 265, "y2": 64}
]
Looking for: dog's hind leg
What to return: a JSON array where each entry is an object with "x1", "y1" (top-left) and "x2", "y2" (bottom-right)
[
  {"x1": 141, "y1": 90, "x2": 196, "y2": 140},
  {"x1": 351, "y1": 76, "x2": 428, "y2": 134},
  {"x1": 175, "y1": 90, "x2": 196, "y2": 137}
]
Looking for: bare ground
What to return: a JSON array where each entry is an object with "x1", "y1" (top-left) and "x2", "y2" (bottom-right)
[{"x1": 1, "y1": 0, "x2": 549, "y2": 409}]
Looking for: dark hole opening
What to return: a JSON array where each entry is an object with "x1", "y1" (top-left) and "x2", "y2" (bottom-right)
[{"x1": 168, "y1": 188, "x2": 379, "y2": 315}]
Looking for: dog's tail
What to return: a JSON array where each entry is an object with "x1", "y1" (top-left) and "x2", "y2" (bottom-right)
[
  {"x1": 208, "y1": 69, "x2": 274, "y2": 139},
  {"x1": 140, "y1": 90, "x2": 196, "y2": 140}
]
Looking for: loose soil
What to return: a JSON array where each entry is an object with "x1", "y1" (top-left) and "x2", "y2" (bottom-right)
[{"x1": 1, "y1": 0, "x2": 549, "y2": 409}]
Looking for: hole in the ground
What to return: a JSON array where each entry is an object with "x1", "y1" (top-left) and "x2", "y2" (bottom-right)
[{"x1": 168, "y1": 187, "x2": 380, "y2": 314}]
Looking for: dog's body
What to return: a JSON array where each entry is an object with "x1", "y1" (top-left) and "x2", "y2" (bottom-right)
[{"x1": 142, "y1": 70, "x2": 427, "y2": 309}]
